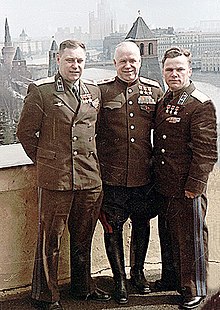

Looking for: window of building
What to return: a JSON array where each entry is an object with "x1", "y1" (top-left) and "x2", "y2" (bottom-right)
[
  {"x1": 148, "y1": 43, "x2": 153, "y2": 55},
  {"x1": 140, "y1": 43, "x2": 144, "y2": 56}
]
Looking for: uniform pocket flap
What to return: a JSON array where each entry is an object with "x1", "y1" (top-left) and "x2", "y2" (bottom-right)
[
  {"x1": 103, "y1": 101, "x2": 123, "y2": 109},
  {"x1": 37, "y1": 148, "x2": 56, "y2": 159}
]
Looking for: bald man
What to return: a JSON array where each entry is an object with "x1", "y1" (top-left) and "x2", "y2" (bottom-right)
[{"x1": 97, "y1": 41, "x2": 163, "y2": 304}]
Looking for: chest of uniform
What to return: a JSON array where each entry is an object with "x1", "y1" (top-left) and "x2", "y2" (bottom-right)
[
  {"x1": 136, "y1": 84, "x2": 157, "y2": 113},
  {"x1": 102, "y1": 83, "x2": 156, "y2": 113},
  {"x1": 159, "y1": 106, "x2": 191, "y2": 128},
  {"x1": 157, "y1": 92, "x2": 198, "y2": 127}
]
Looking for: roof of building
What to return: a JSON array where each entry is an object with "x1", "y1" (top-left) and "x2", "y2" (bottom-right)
[
  {"x1": 125, "y1": 16, "x2": 154, "y2": 40},
  {"x1": 50, "y1": 39, "x2": 58, "y2": 51},
  {"x1": 13, "y1": 47, "x2": 23, "y2": 61}
]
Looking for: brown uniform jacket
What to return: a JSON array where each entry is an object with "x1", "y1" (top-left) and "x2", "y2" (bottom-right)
[
  {"x1": 97, "y1": 76, "x2": 163, "y2": 187},
  {"x1": 17, "y1": 73, "x2": 102, "y2": 191},
  {"x1": 153, "y1": 82, "x2": 218, "y2": 198}
]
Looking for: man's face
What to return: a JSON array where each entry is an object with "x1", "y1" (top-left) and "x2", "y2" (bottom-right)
[
  {"x1": 57, "y1": 47, "x2": 86, "y2": 82},
  {"x1": 163, "y1": 54, "x2": 192, "y2": 91},
  {"x1": 114, "y1": 45, "x2": 141, "y2": 83}
]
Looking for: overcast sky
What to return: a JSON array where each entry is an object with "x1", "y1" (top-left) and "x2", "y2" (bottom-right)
[{"x1": 1, "y1": 0, "x2": 220, "y2": 39}]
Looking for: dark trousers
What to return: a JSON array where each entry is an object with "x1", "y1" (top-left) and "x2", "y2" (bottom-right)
[
  {"x1": 31, "y1": 186, "x2": 102, "y2": 302},
  {"x1": 100, "y1": 184, "x2": 155, "y2": 279},
  {"x1": 157, "y1": 192, "x2": 208, "y2": 298}
]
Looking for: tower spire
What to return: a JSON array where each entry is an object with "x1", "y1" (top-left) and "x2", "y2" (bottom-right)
[
  {"x1": 2, "y1": 18, "x2": 15, "y2": 70},
  {"x1": 48, "y1": 37, "x2": 58, "y2": 77},
  {"x1": 5, "y1": 18, "x2": 12, "y2": 47}
]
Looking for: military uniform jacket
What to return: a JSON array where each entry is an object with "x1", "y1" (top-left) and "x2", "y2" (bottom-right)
[
  {"x1": 17, "y1": 73, "x2": 102, "y2": 190},
  {"x1": 97, "y1": 76, "x2": 163, "y2": 187},
  {"x1": 153, "y1": 82, "x2": 218, "y2": 198}
]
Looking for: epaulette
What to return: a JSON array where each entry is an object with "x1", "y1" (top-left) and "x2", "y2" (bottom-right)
[
  {"x1": 33, "y1": 76, "x2": 55, "y2": 86},
  {"x1": 191, "y1": 89, "x2": 210, "y2": 103},
  {"x1": 97, "y1": 77, "x2": 116, "y2": 85},
  {"x1": 82, "y1": 78, "x2": 97, "y2": 86},
  {"x1": 139, "y1": 76, "x2": 160, "y2": 88}
]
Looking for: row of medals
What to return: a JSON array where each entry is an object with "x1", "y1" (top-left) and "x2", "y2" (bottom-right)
[{"x1": 166, "y1": 104, "x2": 180, "y2": 115}]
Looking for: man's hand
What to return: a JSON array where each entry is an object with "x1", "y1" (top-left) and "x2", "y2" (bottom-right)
[{"x1": 185, "y1": 190, "x2": 196, "y2": 199}]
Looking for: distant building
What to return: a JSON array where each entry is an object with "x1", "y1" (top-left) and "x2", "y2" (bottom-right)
[
  {"x1": 153, "y1": 28, "x2": 220, "y2": 71},
  {"x1": 125, "y1": 15, "x2": 164, "y2": 89},
  {"x1": 89, "y1": 0, "x2": 115, "y2": 41},
  {"x1": 19, "y1": 29, "x2": 28, "y2": 41},
  {"x1": 200, "y1": 20, "x2": 220, "y2": 33},
  {"x1": 11, "y1": 46, "x2": 31, "y2": 78},
  {"x1": 0, "y1": 18, "x2": 31, "y2": 145},
  {"x1": 11, "y1": 46, "x2": 32, "y2": 95},
  {"x1": 53, "y1": 26, "x2": 90, "y2": 48},
  {"x1": 201, "y1": 51, "x2": 220, "y2": 72},
  {"x1": 1, "y1": 18, "x2": 15, "y2": 70},
  {"x1": 119, "y1": 24, "x2": 128, "y2": 34},
  {"x1": 103, "y1": 32, "x2": 126, "y2": 60},
  {"x1": 48, "y1": 39, "x2": 58, "y2": 77},
  {"x1": 54, "y1": 27, "x2": 71, "y2": 44}
]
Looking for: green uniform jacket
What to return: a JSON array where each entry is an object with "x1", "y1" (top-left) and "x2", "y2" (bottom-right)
[
  {"x1": 17, "y1": 73, "x2": 102, "y2": 191},
  {"x1": 97, "y1": 76, "x2": 163, "y2": 187},
  {"x1": 153, "y1": 82, "x2": 218, "y2": 197}
]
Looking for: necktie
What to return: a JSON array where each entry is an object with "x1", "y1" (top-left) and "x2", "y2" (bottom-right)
[{"x1": 72, "y1": 84, "x2": 81, "y2": 103}]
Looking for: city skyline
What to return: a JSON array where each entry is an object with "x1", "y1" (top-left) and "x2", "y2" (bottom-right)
[{"x1": 1, "y1": 0, "x2": 220, "y2": 40}]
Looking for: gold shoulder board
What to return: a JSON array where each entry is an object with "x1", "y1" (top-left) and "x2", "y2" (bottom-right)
[
  {"x1": 139, "y1": 76, "x2": 160, "y2": 88},
  {"x1": 33, "y1": 76, "x2": 55, "y2": 86},
  {"x1": 191, "y1": 89, "x2": 210, "y2": 103},
  {"x1": 82, "y1": 78, "x2": 97, "y2": 86},
  {"x1": 97, "y1": 77, "x2": 116, "y2": 85}
]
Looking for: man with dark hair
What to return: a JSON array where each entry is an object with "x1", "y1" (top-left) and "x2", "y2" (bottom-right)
[
  {"x1": 17, "y1": 39, "x2": 110, "y2": 310},
  {"x1": 153, "y1": 46, "x2": 218, "y2": 309},
  {"x1": 97, "y1": 41, "x2": 163, "y2": 304}
]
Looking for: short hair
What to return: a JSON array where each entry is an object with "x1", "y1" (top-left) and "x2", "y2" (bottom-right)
[
  {"x1": 162, "y1": 46, "x2": 192, "y2": 67},
  {"x1": 59, "y1": 40, "x2": 86, "y2": 54},
  {"x1": 114, "y1": 41, "x2": 141, "y2": 59}
]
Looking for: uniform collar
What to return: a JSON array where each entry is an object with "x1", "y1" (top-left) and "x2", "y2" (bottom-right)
[
  {"x1": 116, "y1": 76, "x2": 139, "y2": 87},
  {"x1": 172, "y1": 80, "x2": 194, "y2": 98},
  {"x1": 55, "y1": 72, "x2": 80, "y2": 92},
  {"x1": 66, "y1": 79, "x2": 80, "y2": 92}
]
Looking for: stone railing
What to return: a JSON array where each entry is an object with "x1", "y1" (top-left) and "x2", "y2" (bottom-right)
[{"x1": 0, "y1": 144, "x2": 219, "y2": 295}]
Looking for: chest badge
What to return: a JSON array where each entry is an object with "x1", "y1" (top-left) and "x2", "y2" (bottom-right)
[
  {"x1": 81, "y1": 94, "x2": 93, "y2": 105},
  {"x1": 54, "y1": 102, "x2": 64, "y2": 107},
  {"x1": 166, "y1": 117, "x2": 181, "y2": 123},
  {"x1": 91, "y1": 98, "x2": 100, "y2": 110}
]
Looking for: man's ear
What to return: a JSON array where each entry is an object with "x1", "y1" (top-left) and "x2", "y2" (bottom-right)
[{"x1": 189, "y1": 67, "x2": 193, "y2": 77}]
